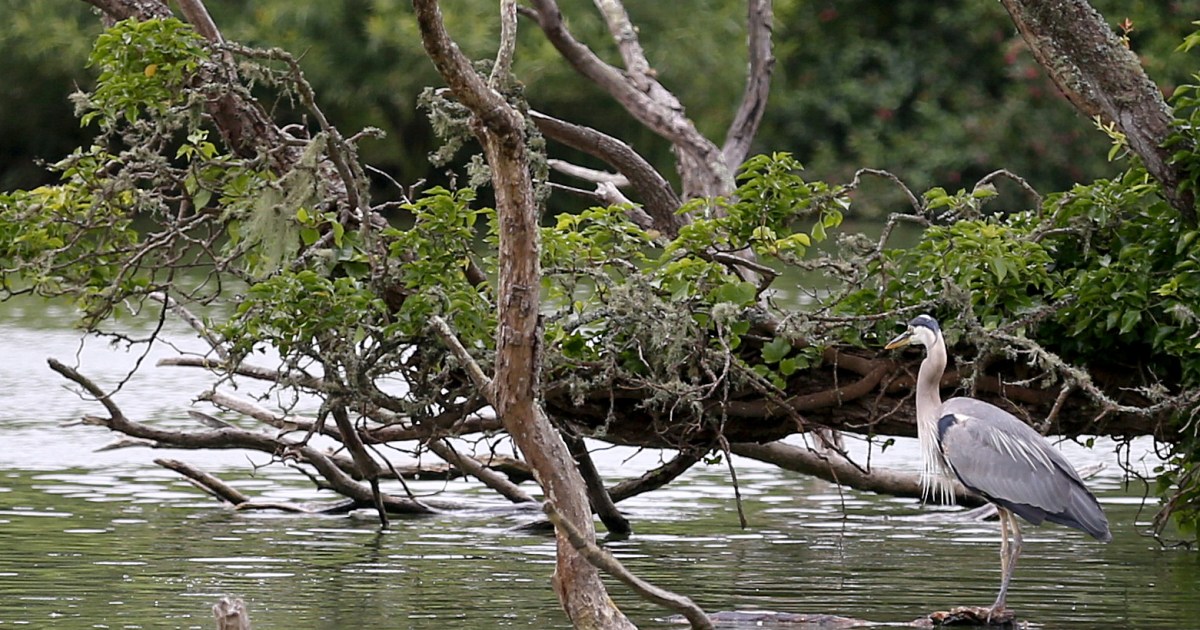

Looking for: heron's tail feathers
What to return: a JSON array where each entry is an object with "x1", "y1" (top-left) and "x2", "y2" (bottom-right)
[{"x1": 1045, "y1": 479, "x2": 1111, "y2": 542}]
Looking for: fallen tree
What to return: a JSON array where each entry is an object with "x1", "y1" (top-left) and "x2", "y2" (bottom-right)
[{"x1": 5, "y1": 3, "x2": 1200, "y2": 624}]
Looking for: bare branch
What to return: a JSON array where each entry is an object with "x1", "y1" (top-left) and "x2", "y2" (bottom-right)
[
  {"x1": 722, "y1": 0, "x2": 775, "y2": 168},
  {"x1": 155, "y1": 457, "x2": 248, "y2": 505},
  {"x1": 175, "y1": 0, "x2": 224, "y2": 43},
  {"x1": 531, "y1": 110, "x2": 683, "y2": 235},
  {"x1": 425, "y1": 439, "x2": 536, "y2": 504},
  {"x1": 158, "y1": 356, "x2": 330, "y2": 392},
  {"x1": 490, "y1": 0, "x2": 518, "y2": 88},
  {"x1": 592, "y1": 0, "x2": 656, "y2": 89},
  {"x1": 328, "y1": 402, "x2": 388, "y2": 526},
  {"x1": 846, "y1": 168, "x2": 924, "y2": 214},
  {"x1": 565, "y1": 436, "x2": 631, "y2": 535},
  {"x1": 201, "y1": 390, "x2": 338, "y2": 439},
  {"x1": 47, "y1": 358, "x2": 434, "y2": 515},
  {"x1": 429, "y1": 315, "x2": 495, "y2": 402},
  {"x1": 149, "y1": 292, "x2": 228, "y2": 361},
  {"x1": 82, "y1": 0, "x2": 171, "y2": 21},
  {"x1": 526, "y1": 0, "x2": 730, "y2": 197},
  {"x1": 608, "y1": 450, "x2": 702, "y2": 502},
  {"x1": 414, "y1": 1, "x2": 520, "y2": 135},
  {"x1": 547, "y1": 159, "x2": 630, "y2": 187},
  {"x1": 730, "y1": 440, "x2": 984, "y2": 506}
]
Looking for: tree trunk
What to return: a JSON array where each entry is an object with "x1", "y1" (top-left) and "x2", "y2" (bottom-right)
[
  {"x1": 412, "y1": 1, "x2": 635, "y2": 627},
  {"x1": 1000, "y1": 0, "x2": 1196, "y2": 223}
]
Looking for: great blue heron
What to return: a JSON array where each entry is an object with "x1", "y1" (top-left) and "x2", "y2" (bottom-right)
[{"x1": 885, "y1": 314, "x2": 1111, "y2": 616}]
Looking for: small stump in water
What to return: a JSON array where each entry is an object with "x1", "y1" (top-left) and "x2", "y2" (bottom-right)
[
  {"x1": 212, "y1": 596, "x2": 251, "y2": 630},
  {"x1": 926, "y1": 606, "x2": 1016, "y2": 627}
]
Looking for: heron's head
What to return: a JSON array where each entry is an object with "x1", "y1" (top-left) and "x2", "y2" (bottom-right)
[{"x1": 884, "y1": 314, "x2": 941, "y2": 350}]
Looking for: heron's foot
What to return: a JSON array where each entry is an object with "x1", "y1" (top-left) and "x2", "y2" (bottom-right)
[{"x1": 927, "y1": 605, "x2": 1015, "y2": 626}]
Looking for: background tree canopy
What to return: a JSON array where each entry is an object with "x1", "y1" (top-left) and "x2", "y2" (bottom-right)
[{"x1": 4, "y1": 1, "x2": 1199, "y2": 207}]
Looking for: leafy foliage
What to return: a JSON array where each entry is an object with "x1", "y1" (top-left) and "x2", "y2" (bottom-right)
[
  {"x1": 83, "y1": 17, "x2": 208, "y2": 127},
  {"x1": 669, "y1": 153, "x2": 845, "y2": 263},
  {"x1": 535, "y1": 153, "x2": 840, "y2": 421},
  {"x1": 0, "y1": 178, "x2": 140, "y2": 324}
]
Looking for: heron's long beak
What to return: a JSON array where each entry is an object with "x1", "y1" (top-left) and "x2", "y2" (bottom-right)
[{"x1": 884, "y1": 329, "x2": 913, "y2": 350}]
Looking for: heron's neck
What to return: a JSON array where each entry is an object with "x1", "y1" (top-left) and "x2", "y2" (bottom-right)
[
  {"x1": 917, "y1": 332, "x2": 953, "y2": 502},
  {"x1": 917, "y1": 333, "x2": 947, "y2": 429}
]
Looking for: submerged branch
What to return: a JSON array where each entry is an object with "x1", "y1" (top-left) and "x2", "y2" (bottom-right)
[
  {"x1": 566, "y1": 435, "x2": 631, "y2": 535},
  {"x1": 48, "y1": 358, "x2": 435, "y2": 515},
  {"x1": 608, "y1": 449, "x2": 702, "y2": 503},
  {"x1": 155, "y1": 457, "x2": 248, "y2": 505}
]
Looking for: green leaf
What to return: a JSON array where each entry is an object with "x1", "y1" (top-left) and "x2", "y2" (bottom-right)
[
  {"x1": 710, "y1": 281, "x2": 757, "y2": 306},
  {"x1": 989, "y1": 256, "x2": 1008, "y2": 282},
  {"x1": 299, "y1": 227, "x2": 320, "y2": 246},
  {"x1": 778, "y1": 357, "x2": 800, "y2": 375},
  {"x1": 761, "y1": 337, "x2": 792, "y2": 363},
  {"x1": 562, "y1": 333, "x2": 587, "y2": 358},
  {"x1": 1118, "y1": 309, "x2": 1141, "y2": 334},
  {"x1": 811, "y1": 221, "x2": 827, "y2": 243},
  {"x1": 331, "y1": 221, "x2": 345, "y2": 247},
  {"x1": 192, "y1": 187, "x2": 212, "y2": 210}
]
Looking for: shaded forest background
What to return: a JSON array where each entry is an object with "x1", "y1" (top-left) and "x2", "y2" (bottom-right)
[{"x1": 3, "y1": 0, "x2": 1197, "y2": 204}]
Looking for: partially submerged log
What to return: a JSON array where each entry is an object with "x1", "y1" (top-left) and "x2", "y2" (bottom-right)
[
  {"x1": 922, "y1": 606, "x2": 1016, "y2": 628},
  {"x1": 663, "y1": 607, "x2": 1017, "y2": 628}
]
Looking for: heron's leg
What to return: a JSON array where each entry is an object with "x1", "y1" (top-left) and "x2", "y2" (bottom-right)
[
  {"x1": 1008, "y1": 514, "x2": 1024, "y2": 591},
  {"x1": 998, "y1": 508, "x2": 1010, "y2": 579},
  {"x1": 991, "y1": 508, "x2": 1022, "y2": 615}
]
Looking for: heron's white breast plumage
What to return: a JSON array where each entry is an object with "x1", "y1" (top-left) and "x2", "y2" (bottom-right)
[{"x1": 919, "y1": 420, "x2": 956, "y2": 504}]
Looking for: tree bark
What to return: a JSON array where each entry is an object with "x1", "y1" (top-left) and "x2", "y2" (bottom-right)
[
  {"x1": 1000, "y1": 0, "x2": 1196, "y2": 223},
  {"x1": 413, "y1": 2, "x2": 634, "y2": 627}
]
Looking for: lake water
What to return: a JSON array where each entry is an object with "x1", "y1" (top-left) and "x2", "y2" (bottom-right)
[{"x1": 0, "y1": 297, "x2": 1197, "y2": 629}]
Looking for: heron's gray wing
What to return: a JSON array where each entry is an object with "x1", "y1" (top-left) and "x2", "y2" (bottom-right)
[{"x1": 938, "y1": 397, "x2": 1111, "y2": 541}]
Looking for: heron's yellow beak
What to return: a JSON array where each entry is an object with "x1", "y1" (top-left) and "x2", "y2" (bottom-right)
[{"x1": 884, "y1": 329, "x2": 913, "y2": 350}]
